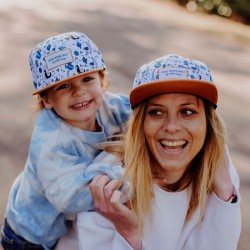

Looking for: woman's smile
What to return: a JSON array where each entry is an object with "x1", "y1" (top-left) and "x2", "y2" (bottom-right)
[{"x1": 160, "y1": 139, "x2": 187, "y2": 154}]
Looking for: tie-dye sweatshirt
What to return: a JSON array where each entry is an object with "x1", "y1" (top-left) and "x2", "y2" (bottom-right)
[{"x1": 5, "y1": 92, "x2": 131, "y2": 249}]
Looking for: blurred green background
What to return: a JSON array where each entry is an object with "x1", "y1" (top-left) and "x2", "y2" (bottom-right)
[{"x1": 170, "y1": 0, "x2": 250, "y2": 24}]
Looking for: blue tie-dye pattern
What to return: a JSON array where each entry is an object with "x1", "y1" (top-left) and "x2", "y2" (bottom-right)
[{"x1": 5, "y1": 92, "x2": 131, "y2": 250}]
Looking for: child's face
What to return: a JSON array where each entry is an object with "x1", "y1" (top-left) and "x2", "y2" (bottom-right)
[{"x1": 42, "y1": 72, "x2": 105, "y2": 131}]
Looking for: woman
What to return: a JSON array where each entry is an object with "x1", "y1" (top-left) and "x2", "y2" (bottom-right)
[{"x1": 57, "y1": 54, "x2": 241, "y2": 250}]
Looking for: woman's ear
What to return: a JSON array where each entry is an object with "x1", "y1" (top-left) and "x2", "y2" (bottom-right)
[{"x1": 42, "y1": 95, "x2": 53, "y2": 109}]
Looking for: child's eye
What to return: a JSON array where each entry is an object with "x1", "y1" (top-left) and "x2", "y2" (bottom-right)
[
  {"x1": 56, "y1": 83, "x2": 70, "y2": 90},
  {"x1": 82, "y1": 76, "x2": 94, "y2": 82}
]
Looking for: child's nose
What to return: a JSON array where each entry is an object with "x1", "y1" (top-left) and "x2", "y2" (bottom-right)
[{"x1": 73, "y1": 84, "x2": 86, "y2": 97}]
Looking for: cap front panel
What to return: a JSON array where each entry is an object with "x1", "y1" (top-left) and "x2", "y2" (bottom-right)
[{"x1": 130, "y1": 54, "x2": 218, "y2": 107}]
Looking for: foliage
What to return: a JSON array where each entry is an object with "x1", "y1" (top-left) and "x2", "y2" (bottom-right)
[{"x1": 171, "y1": 0, "x2": 250, "y2": 24}]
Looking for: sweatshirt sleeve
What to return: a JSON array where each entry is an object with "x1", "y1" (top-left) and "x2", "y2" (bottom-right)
[
  {"x1": 38, "y1": 149, "x2": 123, "y2": 213},
  {"x1": 182, "y1": 147, "x2": 241, "y2": 250},
  {"x1": 100, "y1": 92, "x2": 131, "y2": 133},
  {"x1": 107, "y1": 92, "x2": 131, "y2": 125}
]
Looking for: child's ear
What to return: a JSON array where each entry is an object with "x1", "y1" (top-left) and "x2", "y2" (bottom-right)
[
  {"x1": 42, "y1": 95, "x2": 53, "y2": 109},
  {"x1": 102, "y1": 86, "x2": 106, "y2": 94},
  {"x1": 99, "y1": 75, "x2": 106, "y2": 93},
  {"x1": 99, "y1": 72, "x2": 109, "y2": 93}
]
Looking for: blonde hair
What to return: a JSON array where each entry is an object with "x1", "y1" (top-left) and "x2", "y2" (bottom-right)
[
  {"x1": 33, "y1": 70, "x2": 109, "y2": 112},
  {"x1": 117, "y1": 98, "x2": 226, "y2": 233}
]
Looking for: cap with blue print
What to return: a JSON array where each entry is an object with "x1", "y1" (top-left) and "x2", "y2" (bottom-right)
[
  {"x1": 130, "y1": 54, "x2": 218, "y2": 108},
  {"x1": 29, "y1": 31, "x2": 105, "y2": 95}
]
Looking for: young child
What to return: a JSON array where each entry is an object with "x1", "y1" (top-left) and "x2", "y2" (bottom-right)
[{"x1": 1, "y1": 31, "x2": 130, "y2": 250}]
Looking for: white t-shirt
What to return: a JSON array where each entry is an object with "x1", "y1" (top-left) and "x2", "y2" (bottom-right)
[{"x1": 56, "y1": 149, "x2": 241, "y2": 250}]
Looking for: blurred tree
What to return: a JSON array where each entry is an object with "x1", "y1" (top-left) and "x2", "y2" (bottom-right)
[
  {"x1": 231, "y1": 0, "x2": 250, "y2": 23},
  {"x1": 170, "y1": 0, "x2": 250, "y2": 24}
]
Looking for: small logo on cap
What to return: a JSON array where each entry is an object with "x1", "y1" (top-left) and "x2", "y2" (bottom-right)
[
  {"x1": 159, "y1": 67, "x2": 188, "y2": 80},
  {"x1": 44, "y1": 49, "x2": 74, "y2": 70}
]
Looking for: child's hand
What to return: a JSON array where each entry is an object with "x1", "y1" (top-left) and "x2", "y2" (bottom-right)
[{"x1": 89, "y1": 175, "x2": 141, "y2": 250}]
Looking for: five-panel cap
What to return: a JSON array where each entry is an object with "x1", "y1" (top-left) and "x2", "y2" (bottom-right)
[
  {"x1": 130, "y1": 54, "x2": 218, "y2": 108},
  {"x1": 29, "y1": 31, "x2": 106, "y2": 95}
]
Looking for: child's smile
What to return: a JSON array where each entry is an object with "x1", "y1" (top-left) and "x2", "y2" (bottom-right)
[{"x1": 71, "y1": 100, "x2": 93, "y2": 109}]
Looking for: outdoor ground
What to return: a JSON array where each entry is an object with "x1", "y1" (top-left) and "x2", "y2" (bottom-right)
[{"x1": 0, "y1": 0, "x2": 249, "y2": 249}]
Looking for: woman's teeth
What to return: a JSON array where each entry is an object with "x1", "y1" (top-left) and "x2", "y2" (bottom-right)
[{"x1": 160, "y1": 140, "x2": 186, "y2": 147}]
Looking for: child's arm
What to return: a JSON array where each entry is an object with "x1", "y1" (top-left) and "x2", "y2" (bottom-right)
[{"x1": 38, "y1": 150, "x2": 123, "y2": 213}]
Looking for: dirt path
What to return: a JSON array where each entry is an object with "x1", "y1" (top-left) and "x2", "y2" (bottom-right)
[{"x1": 0, "y1": 0, "x2": 249, "y2": 249}]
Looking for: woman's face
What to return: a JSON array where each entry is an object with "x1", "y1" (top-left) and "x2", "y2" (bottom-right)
[{"x1": 144, "y1": 93, "x2": 207, "y2": 184}]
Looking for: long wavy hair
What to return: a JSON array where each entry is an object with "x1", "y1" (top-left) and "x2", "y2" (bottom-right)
[{"x1": 118, "y1": 97, "x2": 226, "y2": 233}]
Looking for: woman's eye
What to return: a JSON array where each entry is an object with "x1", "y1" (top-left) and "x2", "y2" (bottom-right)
[
  {"x1": 181, "y1": 109, "x2": 196, "y2": 116},
  {"x1": 148, "y1": 109, "x2": 164, "y2": 116}
]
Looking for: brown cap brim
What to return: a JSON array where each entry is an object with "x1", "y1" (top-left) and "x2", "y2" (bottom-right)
[
  {"x1": 32, "y1": 68, "x2": 105, "y2": 95},
  {"x1": 129, "y1": 79, "x2": 218, "y2": 108}
]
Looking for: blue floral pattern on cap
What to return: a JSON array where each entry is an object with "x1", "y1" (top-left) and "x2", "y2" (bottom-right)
[
  {"x1": 29, "y1": 31, "x2": 105, "y2": 94},
  {"x1": 134, "y1": 54, "x2": 213, "y2": 88}
]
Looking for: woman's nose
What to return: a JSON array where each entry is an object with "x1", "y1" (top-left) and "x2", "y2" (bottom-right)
[{"x1": 162, "y1": 116, "x2": 182, "y2": 134}]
